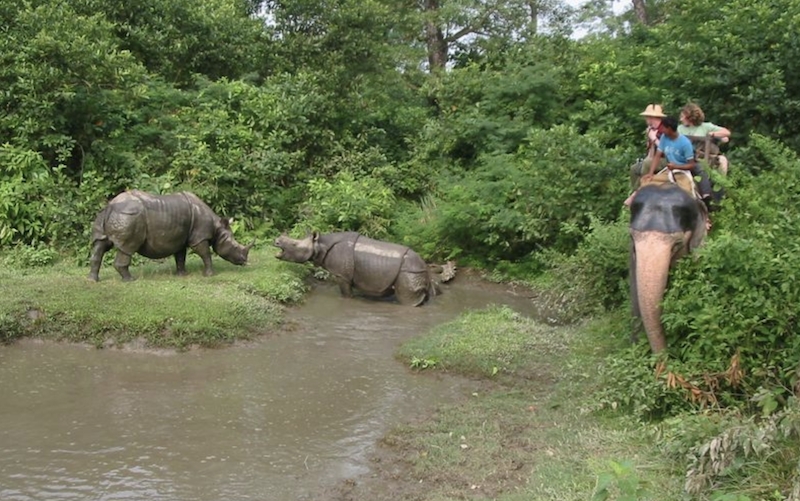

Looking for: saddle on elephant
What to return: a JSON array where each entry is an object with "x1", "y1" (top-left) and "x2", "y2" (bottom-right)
[{"x1": 640, "y1": 167, "x2": 698, "y2": 198}]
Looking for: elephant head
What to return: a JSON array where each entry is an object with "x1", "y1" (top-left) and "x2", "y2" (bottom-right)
[{"x1": 629, "y1": 183, "x2": 707, "y2": 353}]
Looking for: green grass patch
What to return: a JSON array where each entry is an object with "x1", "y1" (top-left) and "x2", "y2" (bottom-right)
[
  {"x1": 389, "y1": 306, "x2": 686, "y2": 500},
  {"x1": 397, "y1": 305, "x2": 571, "y2": 379},
  {"x1": 0, "y1": 248, "x2": 309, "y2": 349}
]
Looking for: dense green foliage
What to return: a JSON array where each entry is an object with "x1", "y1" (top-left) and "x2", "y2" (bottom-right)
[{"x1": 2, "y1": 0, "x2": 800, "y2": 497}]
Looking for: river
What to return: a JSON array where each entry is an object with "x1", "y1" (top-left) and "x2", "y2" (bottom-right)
[{"x1": 0, "y1": 275, "x2": 536, "y2": 500}]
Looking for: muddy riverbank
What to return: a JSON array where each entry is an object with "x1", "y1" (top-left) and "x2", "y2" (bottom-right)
[{"x1": 0, "y1": 275, "x2": 541, "y2": 501}]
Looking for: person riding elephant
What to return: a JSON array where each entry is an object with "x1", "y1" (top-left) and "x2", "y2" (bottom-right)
[
  {"x1": 630, "y1": 104, "x2": 668, "y2": 189},
  {"x1": 678, "y1": 102, "x2": 731, "y2": 175},
  {"x1": 645, "y1": 116, "x2": 713, "y2": 201}
]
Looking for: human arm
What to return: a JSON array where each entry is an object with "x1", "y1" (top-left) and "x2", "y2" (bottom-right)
[
  {"x1": 668, "y1": 157, "x2": 696, "y2": 171},
  {"x1": 643, "y1": 149, "x2": 663, "y2": 182},
  {"x1": 706, "y1": 123, "x2": 731, "y2": 143}
]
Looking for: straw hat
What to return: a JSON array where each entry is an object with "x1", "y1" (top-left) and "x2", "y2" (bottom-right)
[{"x1": 640, "y1": 104, "x2": 666, "y2": 118}]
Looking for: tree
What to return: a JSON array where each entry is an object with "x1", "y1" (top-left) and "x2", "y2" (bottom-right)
[
  {"x1": 632, "y1": 0, "x2": 647, "y2": 24},
  {"x1": 419, "y1": 0, "x2": 569, "y2": 72}
]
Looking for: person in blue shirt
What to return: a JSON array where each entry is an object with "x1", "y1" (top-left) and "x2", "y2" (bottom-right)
[{"x1": 643, "y1": 116, "x2": 712, "y2": 200}]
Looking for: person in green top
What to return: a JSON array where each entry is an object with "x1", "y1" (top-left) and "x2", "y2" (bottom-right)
[{"x1": 678, "y1": 103, "x2": 732, "y2": 174}]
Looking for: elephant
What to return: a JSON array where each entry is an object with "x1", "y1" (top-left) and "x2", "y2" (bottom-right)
[
  {"x1": 89, "y1": 190, "x2": 253, "y2": 281},
  {"x1": 629, "y1": 182, "x2": 707, "y2": 353}
]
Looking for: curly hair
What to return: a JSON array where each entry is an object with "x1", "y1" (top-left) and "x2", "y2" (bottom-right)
[{"x1": 681, "y1": 103, "x2": 705, "y2": 126}]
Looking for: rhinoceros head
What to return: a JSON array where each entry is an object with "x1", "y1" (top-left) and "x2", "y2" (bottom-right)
[
  {"x1": 213, "y1": 218, "x2": 253, "y2": 266},
  {"x1": 274, "y1": 232, "x2": 318, "y2": 263}
]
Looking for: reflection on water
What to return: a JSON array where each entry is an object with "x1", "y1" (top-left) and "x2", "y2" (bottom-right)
[{"x1": 0, "y1": 276, "x2": 535, "y2": 500}]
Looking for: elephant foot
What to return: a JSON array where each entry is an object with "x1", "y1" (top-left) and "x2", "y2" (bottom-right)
[
  {"x1": 88, "y1": 274, "x2": 100, "y2": 282},
  {"x1": 203, "y1": 270, "x2": 215, "y2": 277},
  {"x1": 176, "y1": 270, "x2": 188, "y2": 277},
  {"x1": 121, "y1": 276, "x2": 136, "y2": 282}
]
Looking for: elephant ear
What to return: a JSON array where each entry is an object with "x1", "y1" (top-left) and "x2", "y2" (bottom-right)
[{"x1": 689, "y1": 203, "x2": 708, "y2": 250}]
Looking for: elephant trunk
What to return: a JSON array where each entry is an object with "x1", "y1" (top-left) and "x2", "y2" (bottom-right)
[{"x1": 632, "y1": 231, "x2": 684, "y2": 353}]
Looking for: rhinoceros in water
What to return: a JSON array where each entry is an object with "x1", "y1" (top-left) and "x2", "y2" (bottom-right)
[
  {"x1": 274, "y1": 231, "x2": 455, "y2": 306},
  {"x1": 88, "y1": 190, "x2": 253, "y2": 281}
]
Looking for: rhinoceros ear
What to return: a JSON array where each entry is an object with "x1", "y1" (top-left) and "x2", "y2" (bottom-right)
[
  {"x1": 220, "y1": 217, "x2": 232, "y2": 229},
  {"x1": 312, "y1": 231, "x2": 319, "y2": 242}
]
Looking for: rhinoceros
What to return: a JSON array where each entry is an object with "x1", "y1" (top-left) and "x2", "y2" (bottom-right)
[
  {"x1": 274, "y1": 231, "x2": 455, "y2": 306},
  {"x1": 88, "y1": 190, "x2": 253, "y2": 281}
]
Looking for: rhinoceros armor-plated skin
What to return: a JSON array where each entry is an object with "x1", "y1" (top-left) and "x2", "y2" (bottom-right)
[
  {"x1": 274, "y1": 232, "x2": 455, "y2": 306},
  {"x1": 88, "y1": 190, "x2": 252, "y2": 281}
]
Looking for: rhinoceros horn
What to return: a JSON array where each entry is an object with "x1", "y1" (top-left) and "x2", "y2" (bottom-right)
[{"x1": 246, "y1": 239, "x2": 255, "y2": 250}]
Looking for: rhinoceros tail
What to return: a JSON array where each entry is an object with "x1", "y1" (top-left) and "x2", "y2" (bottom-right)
[{"x1": 90, "y1": 206, "x2": 111, "y2": 243}]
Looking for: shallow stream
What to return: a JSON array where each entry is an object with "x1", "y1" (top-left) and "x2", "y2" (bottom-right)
[{"x1": 0, "y1": 275, "x2": 537, "y2": 500}]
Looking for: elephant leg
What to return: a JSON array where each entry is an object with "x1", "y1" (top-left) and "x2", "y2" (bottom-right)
[
  {"x1": 113, "y1": 251, "x2": 135, "y2": 282},
  {"x1": 174, "y1": 248, "x2": 188, "y2": 276},
  {"x1": 191, "y1": 241, "x2": 214, "y2": 276},
  {"x1": 88, "y1": 239, "x2": 112, "y2": 282},
  {"x1": 395, "y1": 272, "x2": 428, "y2": 306}
]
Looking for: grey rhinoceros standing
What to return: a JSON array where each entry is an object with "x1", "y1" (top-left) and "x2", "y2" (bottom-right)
[
  {"x1": 274, "y1": 231, "x2": 455, "y2": 306},
  {"x1": 89, "y1": 190, "x2": 253, "y2": 281}
]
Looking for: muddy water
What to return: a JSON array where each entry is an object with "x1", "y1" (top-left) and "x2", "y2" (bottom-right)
[{"x1": 0, "y1": 276, "x2": 536, "y2": 501}]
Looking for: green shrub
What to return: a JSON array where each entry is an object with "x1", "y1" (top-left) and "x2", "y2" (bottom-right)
[
  {"x1": 540, "y1": 216, "x2": 631, "y2": 318},
  {"x1": 589, "y1": 345, "x2": 697, "y2": 420},
  {"x1": 2, "y1": 244, "x2": 58, "y2": 268},
  {"x1": 403, "y1": 126, "x2": 629, "y2": 265},
  {"x1": 660, "y1": 135, "x2": 800, "y2": 401},
  {"x1": 682, "y1": 397, "x2": 800, "y2": 497},
  {"x1": 295, "y1": 170, "x2": 396, "y2": 237}
]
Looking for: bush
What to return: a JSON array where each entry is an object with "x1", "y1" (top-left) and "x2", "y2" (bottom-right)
[
  {"x1": 294, "y1": 170, "x2": 396, "y2": 237},
  {"x1": 2, "y1": 244, "x2": 59, "y2": 268},
  {"x1": 589, "y1": 345, "x2": 698, "y2": 420},
  {"x1": 402, "y1": 126, "x2": 629, "y2": 265},
  {"x1": 540, "y1": 216, "x2": 631, "y2": 318},
  {"x1": 660, "y1": 135, "x2": 800, "y2": 400}
]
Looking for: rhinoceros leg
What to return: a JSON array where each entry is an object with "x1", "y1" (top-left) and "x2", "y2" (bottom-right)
[
  {"x1": 174, "y1": 248, "x2": 188, "y2": 276},
  {"x1": 336, "y1": 278, "x2": 353, "y2": 298},
  {"x1": 88, "y1": 239, "x2": 113, "y2": 282},
  {"x1": 191, "y1": 241, "x2": 214, "y2": 276},
  {"x1": 395, "y1": 271, "x2": 429, "y2": 306},
  {"x1": 113, "y1": 251, "x2": 135, "y2": 282}
]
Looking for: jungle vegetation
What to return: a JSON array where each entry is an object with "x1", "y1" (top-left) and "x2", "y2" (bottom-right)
[{"x1": 1, "y1": 0, "x2": 799, "y2": 497}]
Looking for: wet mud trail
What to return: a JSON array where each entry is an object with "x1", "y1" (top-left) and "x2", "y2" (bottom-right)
[{"x1": 0, "y1": 275, "x2": 537, "y2": 500}]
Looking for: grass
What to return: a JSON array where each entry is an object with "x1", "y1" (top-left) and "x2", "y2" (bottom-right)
[
  {"x1": 0, "y1": 248, "x2": 309, "y2": 349},
  {"x1": 390, "y1": 306, "x2": 688, "y2": 501}
]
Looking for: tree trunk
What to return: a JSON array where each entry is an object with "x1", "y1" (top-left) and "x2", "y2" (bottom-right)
[
  {"x1": 527, "y1": 1, "x2": 539, "y2": 35},
  {"x1": 632, "y1": 0, "x2": 648, "y2": 25},
  {"x1": 423, "y1": 0, "x2": 447, "y2": 73}
]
